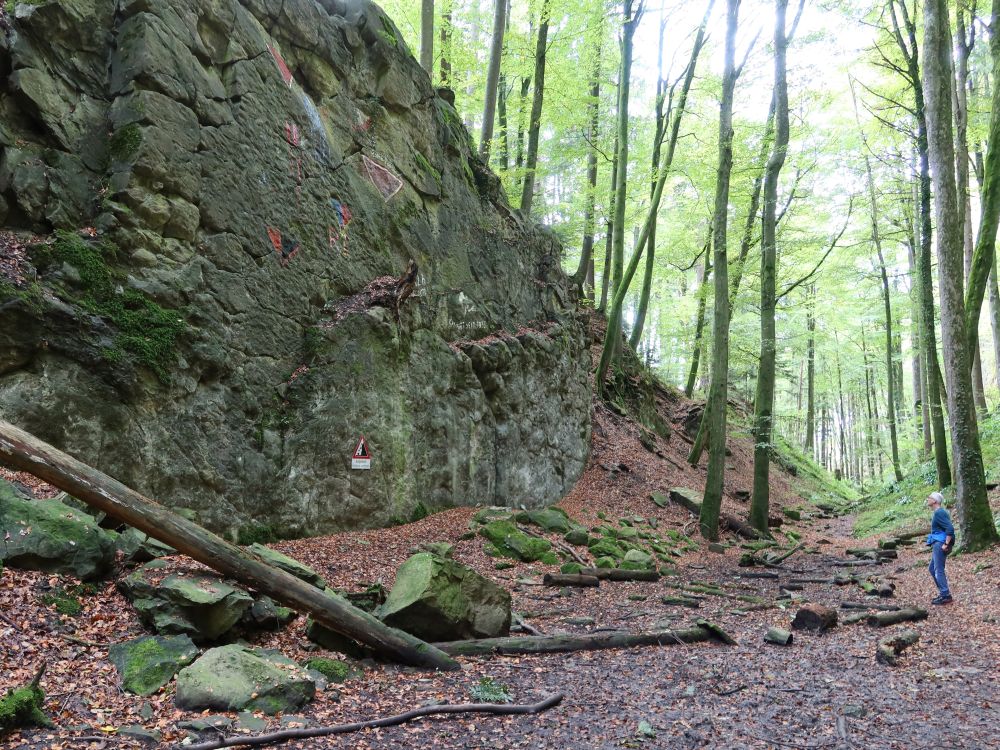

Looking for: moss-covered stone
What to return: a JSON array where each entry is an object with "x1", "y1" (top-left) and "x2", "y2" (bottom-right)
[
  {"x1": 302, "y1": 657, "x2": 360, "y2": 683},
  {"x1": 593, "y1": 556, "x2": 617, "y2": 569},
  {"x1": 620, "y1": 549, "x2": 655, "y2": 571},
  {"x1": 515, "y1": 507, "x2": 573, "y2": 534},
  {"x1": 0, "y1": 480, "x2": 116, "y2": 580},
  {"x1": 587, "y1": 538, "x2": 625, "y2": 560},
  {"x1": 109, "y1": 634, "x2": 198, "y2": 695},
  {"x1": 247, "y1": 543, "x2": 326, "y2": 589},
  {"x1": 379, "y1": 552, "x2": 511, "y2": 641},
  {"x1": 0, "y1": 684, "x2": 50, "y2": 731},
  {"x1": 478, "y1": 520, "x2": 551, "y2": 562},
  {"x1": 560, "y1": 562, "x2": 584, "y2": 574},
  {"x1": 563, "y1": 528, "x2": 590, "y2": 546},
  {"x1": 175, "y1": 645, "x2": 315, "y2": 714}
]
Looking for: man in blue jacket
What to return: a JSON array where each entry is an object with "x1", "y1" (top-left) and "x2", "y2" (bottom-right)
[{"x1": 925, "y1": 491, "x2": 954, "y2": 605}]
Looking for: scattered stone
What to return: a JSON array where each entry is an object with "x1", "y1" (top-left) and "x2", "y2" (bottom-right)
[
  {"x1": 515, "y1": 507, "x2": 573, "y2": 534},
  {"x1": 302, "y1": 657, "x2": 361, "y2": 684},
  {"x1": 239, "y1": 596, "x2": 297, "y2": 631},
  {"x1": 118, "y1": 563, "x2": 253, "y2": 641},
  {"x1": 115, "y1": 528, "x2": 176, "y2": 563},
  {"x1": 926, "y1": 666, "x2": 982, "y2": 679},
  {"x1": 782, "y1": 508, "x2": 801, "y2": 521},
  {"x1": 117, "y1": 725, "x2": 161, "y2": 744},
  {"x1": 620, "y1": 549, "x2": 655, "y2": 571},
  {"x1": 842, "y1": 705, "x2": 866, "y2": 719},
  {"x1": 413, "y1": 541, "x2": 454, "y2": 558},
  {"x1": 588, "y1": 538, "x2": 626, "y2": 561},
  {"x1": 175, "y1": 646, "x2": 316, "y2": 714},
  {"x1": 109, "y1": 635, "x2": 198, "y2": 696},
  {"x1": 564, "y1": 616, "x2": 595, "y2": 626},
  {"x1": 763, "y1": 627, "x2": 793, "y2": 646},
  {"x1": 0, "y1": 481, "x2": 116, "y2": 580},
  {"x1": 876, "y1": 629, "x2": 919, "y2": 666},
  {"x1": 479, "y1": 521, "x2": 552, "y2": 562},
  {"x1": 177, "y1": 715, "x2": 234, "y2": 732},
  {"x1": 235, "y1": 712, "x2": 267, "y2": 733},
  {"x1": 563, "y1": 528, "x2": 590, "y2": 546},
  {"x1": 280, "y1": 715, "x2": 310, "y2": 728},
  {"x1": 379, "y1": 553, "x2": 511, "y2": 641},
  {"x1": 791, "y1": 604, "x2": 838, "y2": 632},
  {"x1": 708, "y1": 543, "x2": 727, "y2": 554},
  {"x1": 304, "y1": 619, "x2": 365, "y2": 658}
]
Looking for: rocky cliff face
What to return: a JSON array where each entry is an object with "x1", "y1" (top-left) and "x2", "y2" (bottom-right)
[{"x1": 0, "y1": 0, "x2": 590, "y2": 537}]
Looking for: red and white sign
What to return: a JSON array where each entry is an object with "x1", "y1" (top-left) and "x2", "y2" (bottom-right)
[{"x1": 351, "y1": 436, "x2": 371, "y2": 470}]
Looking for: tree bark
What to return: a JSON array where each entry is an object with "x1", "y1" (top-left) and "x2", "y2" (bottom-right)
[
  {"x1": 750, "y1": 0, "x2": 792, "y2": 534},
  {"x1": 685, "y1": 245, "x2": 711, "y2": 397},
  {"x1": 439, "y1": 0, "x2": 452, "y2": 85},
  {"x1": 598, "y1": 135, "x2": 619, "y2": 313},
  {"x1": 0, "y1": 420, "x2": 460, "y2": 672},
  {"x1": 435, "y1": 623, "x2": 734, "y2": 657},
  {"x1": 478, "y1": 0, "x2": 507, "y2": 161},
  {"x1": 700, "y1": 0, "x2": 741, "y2": 541},
  {"x1": 805, "y1": 285, "x2": 816, "y2": 452},
  {"x1": 518, "y1": 0, "x2": 551, "y2": 216},
  {"x1": 420, "y1": 0, "x2": 434, "y2": 75},
  {"x1": 923, "y1": 0, "x2": 999, "y2": 550},
  {"x1": 572, "y1": 36, "x2": 603, "y2": 297}
]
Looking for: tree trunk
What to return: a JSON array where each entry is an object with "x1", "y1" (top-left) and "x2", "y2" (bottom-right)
[
  {"x1": 478, "y1": 0, "x2": 507, "y2": 161},
  {"x1": 685, "y1": 244, "x2": 712, "y2": 398},
  {"x1": 518, "y1": 0, "x2": 551, "y2": 216},
  {"x1": 805, "y1": 285, "x2": 816, "y2": 453},
  {"x1": 598, "y1": 135, "x2": 619, "y2": 313},
  {"x1": 0, "y1": 421, "x2": 459, "y2": 672},
  {"x1": 420, "y1": 0, "x2": 434, "y2": 75},
  {"x1": 434, "y1": 623, "x2": 733, "y2": 657},
  {"x1": 439, "y1": 0, "x2": 452, "y2": 85},
  {"x1": 700, "y1": 0, "x2": 740, "y2": 541},
  {"x1": 907, "y1": 236, "x2": 930, "y2": 458},
  {"x1": 572, "y1": 36, "x2": 603, "y2": 296},
  {"x1": 923, "y1": 0, "x2": 999, "y2": 550},
  {"x1": 750, "y1": 0, "x2": 792, "y2": 535}
]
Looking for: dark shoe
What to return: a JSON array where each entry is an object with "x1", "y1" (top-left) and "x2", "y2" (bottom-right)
[{"x1": 932, "y1": 596, "x2": 953, "y2": 605}]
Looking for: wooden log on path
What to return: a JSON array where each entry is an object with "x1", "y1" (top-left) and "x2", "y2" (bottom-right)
[
  {"x1": 541, "y1": 573, "x2": 599, "y2": 588},
  {"x1": 876, "y1": 629, "x2": 920, "y2": 665},
  {"x1": 737, "y1": 571, "x2": 780, "y2": 580},
  {"x1": 867, "y1": 608, "x2": 928, "y2": 627},
  {"x1": 764, "y1": 627, "x2": 793, "y2": 646},
  {"x1": 661, "y1": 595, "x2": 701, "y2": 608},
  {"x1": 840, "y1": 602, "x2": 901, "y2": 611},
  {"x1": 874, "y1": 579, "x2": 895, "y2": 598},
  {"x1": 788, "y1": 577, "x2": 834, "y2": 584},
  {"x1": 0, "y1": 420, "x2": 459, "y2": 672},
  {"x1": 434, "y1": 622, "x2": 735, "y2": 657},
  {"x1": 841, "y1": 611, "x2": 869, "y2": 625},
  {"x1": 579, "y1": 568, "x2": 660, "y2": 582},
  {"x1": 791, "y1": 604, "x2": 838, "y2": 632}
]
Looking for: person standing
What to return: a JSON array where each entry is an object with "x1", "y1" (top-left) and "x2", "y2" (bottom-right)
[{"x1": 925, "y1": 491, "x2": 954, "y2": 605}]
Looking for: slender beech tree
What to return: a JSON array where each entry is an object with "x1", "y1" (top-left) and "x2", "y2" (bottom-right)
[
  {"x1": 698, "y1": 0, "x2": 740, "y2": 540},
  {"x1": 595, "y1": 0, "x2": 712, "y2": 392},
  {"x1": 888, "y1": 0, "x2": 951, "y2": 486},
  {"x1": 440, "y1": 0, "x2": 452, "y2": 85},
  {"x1": 965, "y1": 0, "x2": 1000, "y2": 389},
  {"x1": 478, "y1": 0, "x2": 508, "y2": 161},
  {"x1": 685, "y1": 242, "x2": 712, "y2": 397},
  {"x1": 749, "y1": 0, "x2": 796, "y2": 534},
  {"x1": 420, "y1": 0, "x2": 434, "y2": 75},
  {"x1": 922, "y1": 0, "x2": 998, "y2": 550},
  {"x1": 572, "y1": 33, "x2": 604, "y2": 298},
  {"x1": 519, "y1": 0, "x2": 552, "y2": 216},
  {"x1": 805, "y1": 284, "x2": 816, "y2": 452}
]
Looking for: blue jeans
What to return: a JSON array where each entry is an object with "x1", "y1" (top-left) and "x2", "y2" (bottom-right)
[{"x1": 929, "y1": 542, "x2": 951, "y2": 598}]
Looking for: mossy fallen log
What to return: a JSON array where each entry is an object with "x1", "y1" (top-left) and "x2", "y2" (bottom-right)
[
  {"x1": 876, "y1": 629, "x2": 919, "y2": 665},
  {"x1": 867, "y1": 608, "x2": 928, "y2": 627},
  {"x1": 578, "y1": 568, "x2": 660, "y2": 582},
  {"x1": 0, "y1": 663, "x2": 51, "y2": 732}
]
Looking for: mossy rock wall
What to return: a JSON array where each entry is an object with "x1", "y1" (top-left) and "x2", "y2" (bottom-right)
[{"x1": 0, "y1": 0, "x2": 590, "y2": 536}]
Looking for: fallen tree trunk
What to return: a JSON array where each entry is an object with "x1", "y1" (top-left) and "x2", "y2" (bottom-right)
[
  {"x1": 182, "y1": 693, "x2": 565, "y2": 750},
  {"x1": 435, "y1": 622, "x2": 734, "y2": 657},
  {"x1": 840, "y1": 602, "x2": 901, "y2": 611},
  {"x1": 876, "y1": 629, "x2": 919, "y2": 666},
  {"x1": 541, "y1": 573, "x2": 599, "y2": 587},
  {"x1": 866, "y1": 608, "x2": 928, "y2": 627},
  {"x1": 579, "y1": 568, "x2": 660, "y2": 582},
  {"x1": 657, "y1": 490, "x2": 764, "y2": 540},
  {"x1": 0, "y1": 420, "x2": 459, "y2": 672}
]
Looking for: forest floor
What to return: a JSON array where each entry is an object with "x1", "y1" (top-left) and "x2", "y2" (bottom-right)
[{"x1": 3, "y1": 383, "x2": 1000, "y2": 749}]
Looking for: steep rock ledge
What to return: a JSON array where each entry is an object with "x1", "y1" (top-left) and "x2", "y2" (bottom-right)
[{"x1": 0, "y1": 0, "x2": 589, "y2": 536}]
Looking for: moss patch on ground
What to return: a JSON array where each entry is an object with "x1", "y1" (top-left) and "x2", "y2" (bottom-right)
[{"x1": 0, "y1": 685, "x2": 49, "y2": 731}]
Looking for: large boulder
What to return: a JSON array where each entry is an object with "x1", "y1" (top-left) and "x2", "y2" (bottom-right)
[
  {"x1": 0, "y1": 0, "x2": 590, "y2": 539},
  {"x1": 115, "y1": 527, "x2": 176, "y2": 563},
  {"x1": 379, "y1": 553, "x2": 511, "y2": 641},
  {"x1": 515, "y1": 507, "x2": 574, "y2": 534},
  {"x1": 118, "y1": 562, "x2": 253, "y2": 641},
  {"x1": 109, "y1": 634, "x2": 198, "y2": 695},
  {"x1": 175, "y1": 645, "x2": 315, "y2": 714},
  {"x1": 246, "y1": 543, "x2": 326, "y2": 588},
  {"x1": 0, "y1": 480, "x2": 116, "y2": 580}
]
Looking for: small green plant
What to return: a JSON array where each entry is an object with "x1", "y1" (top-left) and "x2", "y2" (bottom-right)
[
  {"x1": 107, "y1": 123, "x2": 143, "y2": 164},
  {"x1": 469, "y1": 676, "x2": 511, "y2": 704},
  {"x1": 236, "y1": 522, "x2": 283, "y2": 545},
  {"x1": 303, "y1": 657, "x2": 354, "y2": 683},
  {"x1": 38, "y1": 583, "x2": 96, "y2": 617}
]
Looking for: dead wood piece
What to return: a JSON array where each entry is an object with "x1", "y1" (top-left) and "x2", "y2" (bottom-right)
[
  {"x1": 764, "y1": 626, "x2": 793, "y2": 646},
  {"x1": 542, "y1": 573, "x2": 599, "y2": 588},
  {"x1": 876, "y1": 629, "x2": 920, "y2": 666},
  {"x1": 182, "y1": 693, "x2": 565, "y2": 750},
  {"x1": 893, "y1": 527, "x2": 931, "y2": 541},
  {"x1": 831, "y1": 559, "x2": 880, "y2": 568},
  {"x1": 874, "y1": 579, "x2": 895, "y2": 598},
  {"x1": 866, "y1": 608, "x2": 928, "y2": 627},
  {"x1": 841, "y1": 612, "x2": 869, "y2": 625},
  {"x1": 661, "y1": 595, "x2": 701, "y2": 608},
  {"x1": 434, "y1": 621, "x2": 734, "y2": 657},
  {"x1": 520, "y1": 526, "x2": 587, "y2": 566},
  {"x1": 791, "y1": 604, "x2": 838, "y2": 632},
  {"x1": 579, "y1": 568, "x2": 660, "y2": 582},
  {"x1": 664, "y1": 487, "x2": 764, "y2": 540},
  {"x1": 788, "y1": 577, "x2": 834, "y2": 584},
  {"x1": 511, "y1": 612, "x2": 544, "y2": 637},
  {"x1": 695, "y1": 619, "x2": 738, "y2": 645},
  {"x1": 0, "y1": 420, "x2": 458, "y2": 672},
  {"x1": 840, "y1": 602, "x2": 901, "y2": 611},
  {"x1": 737, "y1": 571, "x2": 780, "y2": 580}
]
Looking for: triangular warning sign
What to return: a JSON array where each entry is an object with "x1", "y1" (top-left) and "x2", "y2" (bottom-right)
[{"x1": 353, "y1": 436, "x2": 370, "y2": 459}]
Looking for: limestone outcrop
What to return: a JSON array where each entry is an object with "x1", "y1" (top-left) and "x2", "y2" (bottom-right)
[{"x1": 0, "y1": 0, "x2": 590, "y2": 537}]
